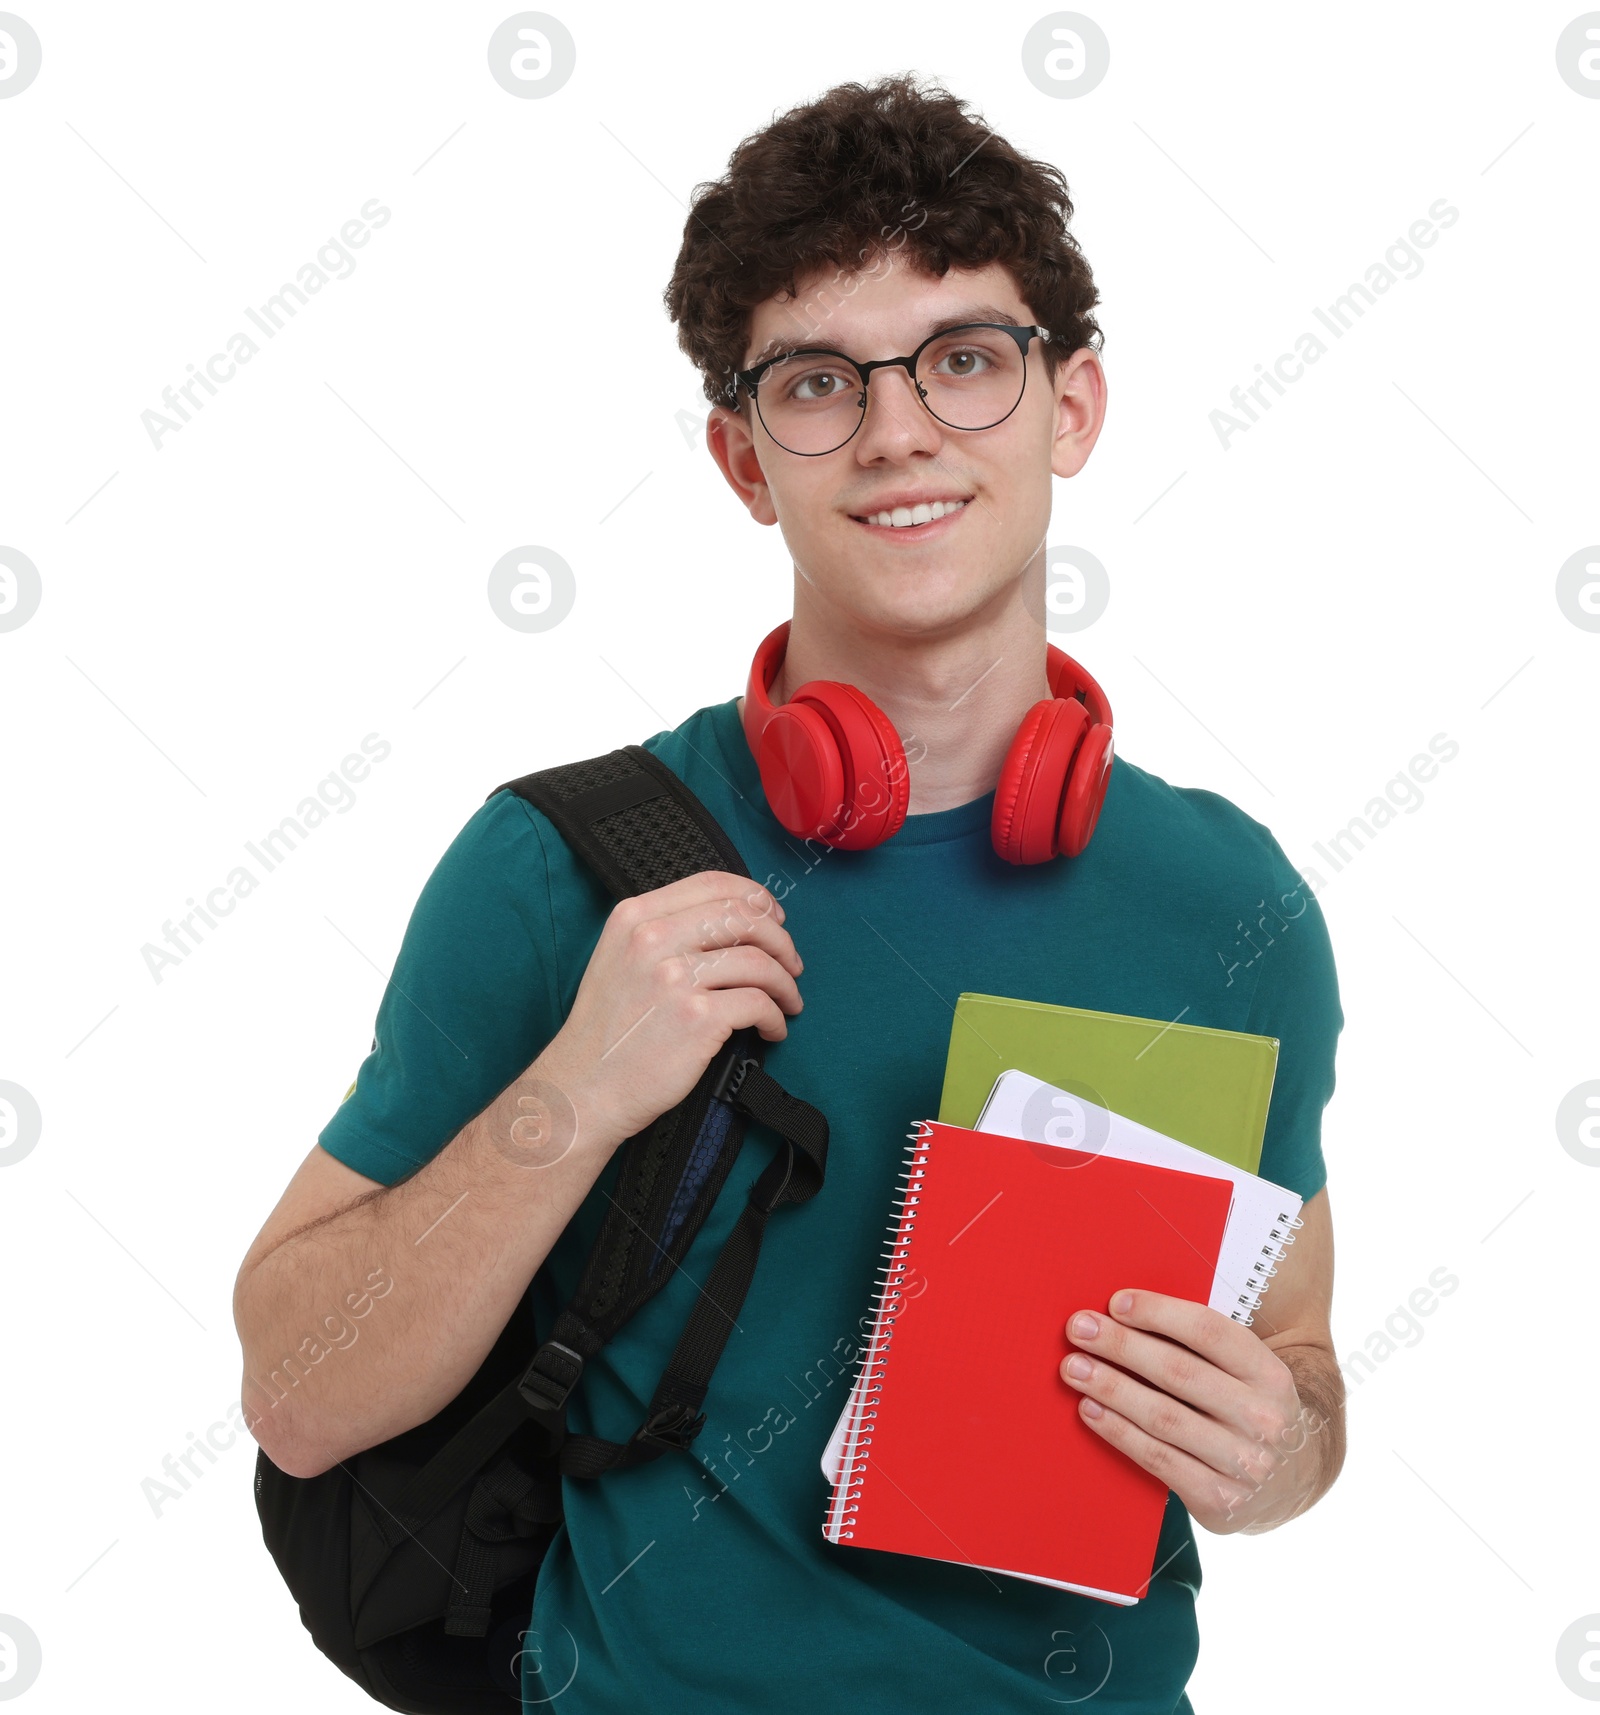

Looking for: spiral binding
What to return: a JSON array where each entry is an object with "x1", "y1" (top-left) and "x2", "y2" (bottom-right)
[
  {"x1": 824, "y1": 1121, "x2": 931, "y2": 1544},
  {"x1": 1226, "y1": 1207, "x2": 1304, "y2": 1327}
]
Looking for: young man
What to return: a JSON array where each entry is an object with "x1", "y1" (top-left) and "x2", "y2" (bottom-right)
[{"x1": 235, "y1": 76, "x2": 1344, "y2": 1712}]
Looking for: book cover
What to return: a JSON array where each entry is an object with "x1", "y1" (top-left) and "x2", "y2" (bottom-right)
[
  {"x1": 939, "y1": 993, "x2": 1279, "y2": 1175},
  {"x1": 823, "y1": 1120, "x2": 1234, "y2": 1602}
]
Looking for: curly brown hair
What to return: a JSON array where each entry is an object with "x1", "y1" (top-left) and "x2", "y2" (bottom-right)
[{"x1": 663, "y1": 74, "x2": 1103, "y2": 409}]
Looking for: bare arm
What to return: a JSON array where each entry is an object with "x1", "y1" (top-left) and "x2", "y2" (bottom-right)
[
  {"x1": 232, "y1": 1057, "x2": 621, "y2": 1479},
  {"x1": 234, "y1": 871, "x2": 803, "y2": 1479}
]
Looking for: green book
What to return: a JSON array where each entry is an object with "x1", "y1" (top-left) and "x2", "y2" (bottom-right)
[{"x1": 938, "y1": 993, "x2": 1279, "y2": 1175}]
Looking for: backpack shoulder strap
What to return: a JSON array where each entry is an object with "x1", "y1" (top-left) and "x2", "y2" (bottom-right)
[
  {"x1": 483, "y1": 743, "x2": 829, "y2": 1473},
  {"x1": 493, "y1": 742, "x2": 746, "y2": 899}
]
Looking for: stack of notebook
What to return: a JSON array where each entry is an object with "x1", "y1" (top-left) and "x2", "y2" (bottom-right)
[{"x1": 819, "y1": 994, "x2": 1304, "y2": 1605}]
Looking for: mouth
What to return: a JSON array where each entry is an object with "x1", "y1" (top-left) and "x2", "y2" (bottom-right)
[{"x1": 848, "y1": 496, "x2": 971, "y2": 540}]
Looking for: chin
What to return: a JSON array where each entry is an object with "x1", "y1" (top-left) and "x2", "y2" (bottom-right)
[{"x1": 825, "y1": 578, "x2": 1012, "y2": 641}]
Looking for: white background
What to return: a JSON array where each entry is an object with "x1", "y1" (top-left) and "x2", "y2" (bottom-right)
[{"x1": 2, "y1": 2, "x2": 1597, "y2": 1709}]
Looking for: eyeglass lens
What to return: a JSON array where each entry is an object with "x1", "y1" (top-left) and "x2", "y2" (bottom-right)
[{"x1": 753, "y1": 326, "x2": 1030, "y2": 455}]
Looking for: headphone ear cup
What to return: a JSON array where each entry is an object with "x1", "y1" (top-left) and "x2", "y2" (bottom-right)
[
  {"x1": 1058, "y1": 723, "x2": 1114, "y2": 858},
  {"x1": 792, "y1": 680, "x2": 909, "y2": 850},
  {"x1": 992, "y1": 698, "x2": 1088, "y2": 865},
  {"x1": 755, "y1": 701, "x2": 847, "y2": 840}
]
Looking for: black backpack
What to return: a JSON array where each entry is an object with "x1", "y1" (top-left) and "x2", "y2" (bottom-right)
[{"x1": 254, "y1": 743, "x2": 830, "y2": 1711}]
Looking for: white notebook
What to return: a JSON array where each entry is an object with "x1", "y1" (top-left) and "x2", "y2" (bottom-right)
[{"x1": 821, "y1": 1070, "x2": 1304, "y2": 1484}]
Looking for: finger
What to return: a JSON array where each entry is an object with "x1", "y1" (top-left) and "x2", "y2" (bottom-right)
[
  {"x1": 1075, "y1": 1399, "x2": 1256, "y2": 1530},
  {"x1": 1059, "y1": 1352, "x2": 1259, "y2": 1482},
  {"x1": 670, "y1": 943, "x2": 803, "y2": 1016},
  {"x1": 626, "y1": 871, "x2": 787, "y2": 930},
  {"x1": 1065, "y1": 1308, "x2": 1247, "y2": 1421},
  {"x1": 658, "y1": 894, "x2": 803, "y2": 979},
  {"x1": 705, "y1": 985, "x2": 790, "y2": 1044},
  {"x1": 617, "y1": 898, "x2": 799, "y2": 980},
  {"x1": 615, "y1": 897, "x2": 801, "y2": 990},
  {"x1": 1101, "y1": 1289, "x2": 1278, "y2": 1386}
]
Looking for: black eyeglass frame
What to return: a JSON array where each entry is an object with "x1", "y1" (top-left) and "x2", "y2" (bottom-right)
[{"x1": 729, "y1": 321, "x2": 1055, "y2": 455}]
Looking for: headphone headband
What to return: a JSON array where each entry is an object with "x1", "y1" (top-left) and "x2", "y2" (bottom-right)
[{"x1": 745, "y1": 622, "x2": 1112, "y2": 736}]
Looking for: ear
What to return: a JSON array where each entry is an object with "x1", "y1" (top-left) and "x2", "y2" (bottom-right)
[
  {"x1": 1048, "y1": 346, "x2": 1108, "y2": 481},
  {"x1": 707, "y1": 403, "x2": 779, "y2": 526}
]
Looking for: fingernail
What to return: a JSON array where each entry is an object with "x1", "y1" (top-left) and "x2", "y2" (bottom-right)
[
  {"x1": 1066, "y1": 1355, "x2": 1093, "y2": 1380},
  {"x1": 1082, "y1": 1399, "x2": 1104, "y2": 1419},
  {"x1": 1071, "y1": 1313, "x2": 1099, "y2": 1340},
  {"x1": 1111, "y1": 1291, "x2": 1134, "y2": 1316}
]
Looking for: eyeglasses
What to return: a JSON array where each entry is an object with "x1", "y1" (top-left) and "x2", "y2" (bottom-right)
[{"x1": 731, "y1": 322, "x2": 1054, "y2": 457}]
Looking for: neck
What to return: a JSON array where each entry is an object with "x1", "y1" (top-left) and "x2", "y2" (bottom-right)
[{"x1": 743, "y1": 583, "x2": 1054, "y2": 816}]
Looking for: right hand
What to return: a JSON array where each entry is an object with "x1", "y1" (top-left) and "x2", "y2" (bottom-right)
[{"x1": 535, "y1": 871, "x2": 804, "y2": 1150}]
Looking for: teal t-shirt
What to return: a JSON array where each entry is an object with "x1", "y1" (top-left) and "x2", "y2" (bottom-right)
[{"x1": 318, "y1": 696, "x2": 1342, "y2": 1714}]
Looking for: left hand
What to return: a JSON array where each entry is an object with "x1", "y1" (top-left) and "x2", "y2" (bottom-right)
[{"x1": 1060, "y1": 1288, "x2": 1329, "y2": 1534}]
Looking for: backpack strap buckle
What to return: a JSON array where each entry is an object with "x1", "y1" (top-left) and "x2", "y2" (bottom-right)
[
  {"x1": 631, "y1": 1399, "x2": 707, "y2": 1456},
  {"x1": 518, "y1": 1339, "x2": 585, "y2": 1413},
  {"x1": 711, "y1": 1048, "x2": 758, "y2": 1106}
]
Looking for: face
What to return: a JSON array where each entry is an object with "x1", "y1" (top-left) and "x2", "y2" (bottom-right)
[{"x1": 707, "y1": 251, "x2": 1105, "y2": 640}]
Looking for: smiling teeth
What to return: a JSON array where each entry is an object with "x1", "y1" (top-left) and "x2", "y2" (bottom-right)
[{"x1": 866, "y1": 499, "x2": 967, "y2": 528}]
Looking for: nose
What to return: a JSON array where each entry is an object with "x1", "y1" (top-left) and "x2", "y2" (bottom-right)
[{"x1": 854, "y1": 364, "x2": 943, "y2": 459}]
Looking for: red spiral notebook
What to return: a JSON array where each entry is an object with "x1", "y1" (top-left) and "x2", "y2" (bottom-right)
[{"x1": 821, "y1": 1120, "x2": 1234, "y2": 1603}]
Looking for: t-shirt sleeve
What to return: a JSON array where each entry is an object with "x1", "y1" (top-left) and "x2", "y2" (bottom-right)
[
  {"x1": 1243, "y1": 870, "x2": 1343, "y2": 1204},
  {"x1": 317, "y1": 791, "x2": 566, "y2": 1186}
]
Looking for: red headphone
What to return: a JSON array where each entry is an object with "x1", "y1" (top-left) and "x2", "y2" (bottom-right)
[{"x1": 742, "y1": 621, "x2": 1114, "y2": 864}]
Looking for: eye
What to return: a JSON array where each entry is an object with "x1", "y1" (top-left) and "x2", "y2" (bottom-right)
[
  {"x1": 787, "y1": 365, "x2": 857, "y2": 403},
  {"x1": 930, "y1": 345, "x2": 995, "y2": 379}
]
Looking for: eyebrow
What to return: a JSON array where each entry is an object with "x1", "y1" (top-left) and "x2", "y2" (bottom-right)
[{"x1": 744, "y1": 304, "x2": 1027, "y2": 371}]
